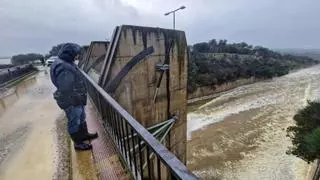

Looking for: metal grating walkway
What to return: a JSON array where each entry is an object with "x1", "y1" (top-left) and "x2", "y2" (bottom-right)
[{"x1": 86, "y1": 99, "x2": 130, "y2": 180}]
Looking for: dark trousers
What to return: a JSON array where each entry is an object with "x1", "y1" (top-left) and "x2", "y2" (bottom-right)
[{"x1": 64, "y1": 105, "x2": 86, "y2": 136}]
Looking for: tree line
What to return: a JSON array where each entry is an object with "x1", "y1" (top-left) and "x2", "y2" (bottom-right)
[
  {"x1": 10, "y1": 43, "x2": 75, "y2": 65},
  {"x1": 11, "y1": 53, "x2": 44, "y2": 65},
  {"x1": 192, "y1": 39, "x2": 282, "y2": 57},
  {"x1": 188, "y1": 39, "x2": 319, "y2": 92}
]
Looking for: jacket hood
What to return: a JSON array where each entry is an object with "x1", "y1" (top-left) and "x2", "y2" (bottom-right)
[{"x1": 58, "y1": 43, "x2": 81, "y2": 62}]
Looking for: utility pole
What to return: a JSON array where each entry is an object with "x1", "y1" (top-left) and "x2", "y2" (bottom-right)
[{"x1": 164, "y1": 6, "x2": 186, "y2": 30}]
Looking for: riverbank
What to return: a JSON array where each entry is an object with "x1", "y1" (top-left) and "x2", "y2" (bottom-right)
[
  {"x1": 188, "y1": 65, "x2": 319, "y2": 104},
  {"x1": 188, "y1": 77, "x2": 260, "y2": 103}
]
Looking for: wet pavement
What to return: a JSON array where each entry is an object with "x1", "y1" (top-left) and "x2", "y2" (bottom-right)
[
  {"x1": 0, "y1": 68, "x2": 66, "y2": 179},
  {"x1": 187, "y1": 65, "x2": 320, "y2": 180}
]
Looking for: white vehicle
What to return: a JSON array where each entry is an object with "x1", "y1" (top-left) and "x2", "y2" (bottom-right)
[{"x1": 46, "y1": 56, "x2": 57, "y2": 66}]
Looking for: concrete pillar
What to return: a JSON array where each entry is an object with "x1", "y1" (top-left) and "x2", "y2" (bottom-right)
[{"x1": 99, "y1": 25, "x2": 188, "y2": 166}]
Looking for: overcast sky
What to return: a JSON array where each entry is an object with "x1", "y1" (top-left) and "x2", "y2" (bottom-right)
[{"x1": 0, "y1": 0, "x2": 319, "y2": 56}]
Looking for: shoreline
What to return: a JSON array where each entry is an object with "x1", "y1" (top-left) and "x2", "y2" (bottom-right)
[
  {"x1": 187, "y1": 65, "x2": 319, "y2": 105},
  {"x1": 187, "y1": 77, "x2": 262, "y2": 104}
]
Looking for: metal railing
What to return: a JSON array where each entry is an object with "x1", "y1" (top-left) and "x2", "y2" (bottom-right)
[
  {"x1": 0, "y1": 64, "x2": 37, "y2": 87},
  {"x1": 80, "y1": 69, "x2": 198, "y2": 180}
]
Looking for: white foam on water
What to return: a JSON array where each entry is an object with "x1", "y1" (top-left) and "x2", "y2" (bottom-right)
[{"x1": 187, "y1": 65, "x2": 320, "y2": 179}]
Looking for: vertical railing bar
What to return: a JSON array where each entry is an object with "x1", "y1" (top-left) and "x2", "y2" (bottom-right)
[
  {"x1": 107, "y1": 104, "x2": 113, "y2": 128},
  {"x1": 120, "y1": 118, "x2": 128, "y2": 160},
  {"x1": 112, "y1": 110, "x2": 120, "y2": 146},
  {"x1": 101, "y1": 103, "x2": 107, "y2": 128},
  {"x1": 115, "y1": 113, "x2": 122, "y2": 151},
  {"x1": 131, "y1": 128, "x2": 138, "y2": 178},
  {"x1": 118, "y1": 116, "x2": 126, "y2": 156},
  {"x1": 104, "y1": 101, "x2": 109, "y2": 121},
  {"x1": 95, "y1": 90, "x2": 102, "y2": 115},
  {"x1": 116, "y1": 114, "x2": 124, "y2": 154},
  {"x1": 157, "y1": 156, "x2": 161, "y2": 180},
  {"x1": 110, "y1": 108, "x2": 118, "y2": 142},
  {"x1": 92, "y1": 88, "x2": 98, "y2": 109},
  {"x1": 112, "y1": 110, "x2": 119, "y2": 146},
  {"x1": 104, "y1": 102, "x2": 110, "y2": 126},
  {"x1": 125, "y1": 123, "x2": 133, "y2": 170},
  {"x1": 146, "y1": 147, "x2": 152, "y2": 179},
  {"x1": 112, "y1": 111, "x2": 119, "y2": 146},
  {"x1": 106, "y1": 105, "x2": 114, "y2": 135},
  {"x1": 97, "y1": 92, "x2": 106, "y2": 119},
  {"x1": 138, "y1": 138, "x2": 144, "y2": 179},
  {"x1": 101, "y1": 99, "x2": 108, "y2": 122}
]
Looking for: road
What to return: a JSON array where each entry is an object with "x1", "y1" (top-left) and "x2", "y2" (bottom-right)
[{"x1": 0, "y1": 69, "x2": 69, "y2": 179}]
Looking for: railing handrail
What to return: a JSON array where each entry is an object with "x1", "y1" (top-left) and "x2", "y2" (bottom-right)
[{"x1": 80, "y1": 69, "x2": 198, "y2": 180}]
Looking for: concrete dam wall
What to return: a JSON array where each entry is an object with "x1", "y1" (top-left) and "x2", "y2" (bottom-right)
[
  {"x1": 81, "y1": 25, "x2": 188, "y2": 164},
  {"x1": 79, "y1": 41, "x2": 109, "y2": 83}
]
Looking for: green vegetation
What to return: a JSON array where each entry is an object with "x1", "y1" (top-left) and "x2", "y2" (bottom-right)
[
  {"x1": 48, "y1": 43, "x2": 65, "y2": 57},
  {"x1": 9, "y1": 43, "x2": 66, "y2": 65},
  {"x1": 287, "y1": 101, "x2": 320, "y2": 162},
  {"x1": 11, "y1": 43, "x2": 88, "y2": 64},
  {"x1": 188, "y1": 39, "x2": 319, "y2": 92},
  {"x1": 45, "y1": 43, "x2": 88, "y2": 60},
  {"x1": 11, "y1": 53, "x2": 44, "y2": 65}
]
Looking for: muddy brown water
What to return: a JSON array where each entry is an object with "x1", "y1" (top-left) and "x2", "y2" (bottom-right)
[{"x1": 187, "y1": 65, "x2": 320, "y2": 180}]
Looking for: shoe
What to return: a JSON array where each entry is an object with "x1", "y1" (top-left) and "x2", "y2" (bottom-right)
[
  {"x1": 74, "y1": 142, "x2": 92, "y2": 151},
  {"x1": 71, "y1": 132, "x2": 92, "y2": 151},
  {"x1": 82, "y1": 132, "x2": 98, "y2": 141},
  {"x1": 80, "y1": 122, "x2": 99, "y2": 141}
]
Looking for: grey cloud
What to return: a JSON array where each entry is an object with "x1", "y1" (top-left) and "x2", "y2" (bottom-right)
[{"x1": 0, "y1": 0, "x2": 319, "y2": 56}]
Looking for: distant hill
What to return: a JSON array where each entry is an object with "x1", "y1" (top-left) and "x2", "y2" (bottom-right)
[
  {"x1": 0, "y1": 56, "x2": 11, "y2": 59},
  {"x1": 188, "y1": 40, "x2": 319, "y2": 92},
  {"x1": 275, "y1": 49, "x2": 320, "y2": 60}
]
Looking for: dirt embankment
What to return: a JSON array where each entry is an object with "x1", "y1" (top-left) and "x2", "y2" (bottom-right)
[{"x1": 188, "y1": 77, "x2": 259, "y2": 103}]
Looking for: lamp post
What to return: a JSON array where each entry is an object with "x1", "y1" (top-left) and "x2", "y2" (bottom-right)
[{"x1": 164, "y1": 6, "x2": 186, "y2": 30}]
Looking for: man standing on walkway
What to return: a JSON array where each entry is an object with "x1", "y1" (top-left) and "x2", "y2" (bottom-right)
[{"x1": 50, "y1": 43, "x2": 98, "y2": 150}]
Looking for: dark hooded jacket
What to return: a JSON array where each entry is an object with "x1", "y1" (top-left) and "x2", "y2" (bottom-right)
[{"x1": 50, "y1": 43, "x2": 87, "y2": 109}]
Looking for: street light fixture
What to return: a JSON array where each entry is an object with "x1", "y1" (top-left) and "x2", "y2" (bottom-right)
[{"x1": 164, "y1": 6, "x2": 186, "y2": 30}]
